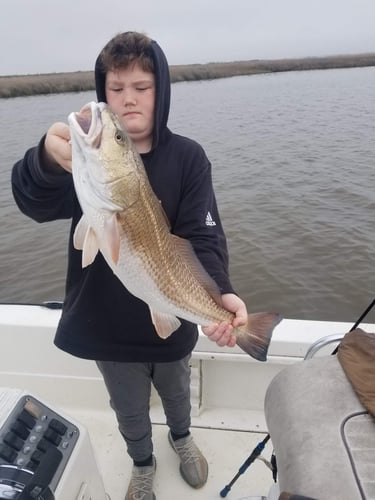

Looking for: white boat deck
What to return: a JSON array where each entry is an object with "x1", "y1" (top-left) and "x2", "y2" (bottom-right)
[
  {"x1": 1, "y1": 304, "x2": 374, "y2": 499},
  {"x1": 74, "y1": 407, "x2": 272, "y2": 500}
]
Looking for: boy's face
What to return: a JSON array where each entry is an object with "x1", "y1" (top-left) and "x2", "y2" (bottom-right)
[{"x1": 105, "y1": 63, "x2": 155, "y2": 153}]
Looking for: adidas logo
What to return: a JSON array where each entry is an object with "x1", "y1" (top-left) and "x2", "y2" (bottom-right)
[{"x1": 205, "y1": 211, "x2": 216, "y2": 226}]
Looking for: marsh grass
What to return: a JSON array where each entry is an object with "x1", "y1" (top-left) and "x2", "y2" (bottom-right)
[{"x1": 1, "y1": 53, "x2": 375, "y2": 98}]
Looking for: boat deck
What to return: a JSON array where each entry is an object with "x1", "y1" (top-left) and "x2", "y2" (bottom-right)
[
  {"x1": 73, "y1": 407, "x2": 273, "y2": 500},
  {"x1": 2, "y1": 304, "x2": 374, "y2": 500}
]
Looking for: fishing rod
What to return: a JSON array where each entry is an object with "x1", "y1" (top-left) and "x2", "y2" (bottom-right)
[
  {"x1": 1, "y1": 301, "x2": 63, "y2": 309},
  {"x1": 220, "y1": 434, "x2": 270, "y2": 497},
  {"x1": 331, "y1": 297, "x2": 375, "y2": 354},
  {"x1": 219, "y1": 297, "x2": 375, "y2": 497}
]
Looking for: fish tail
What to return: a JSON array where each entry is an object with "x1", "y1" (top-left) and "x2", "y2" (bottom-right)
[{"x1": 235, "y1": 312, "x2": 282, "y2": 362}]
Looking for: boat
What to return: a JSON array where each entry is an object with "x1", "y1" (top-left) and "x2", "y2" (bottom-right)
[{"x1": 0, "y1": 302, "x2": 374, "y2": 500}]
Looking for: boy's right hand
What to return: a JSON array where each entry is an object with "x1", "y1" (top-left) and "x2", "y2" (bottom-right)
[{"x1": 44, "y1": 122, "x2": 72, "y2": 173}]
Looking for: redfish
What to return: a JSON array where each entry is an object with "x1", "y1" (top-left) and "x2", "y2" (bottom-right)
[{"x1": 68, "y1": 102, "x2": 281, "y2": 361}]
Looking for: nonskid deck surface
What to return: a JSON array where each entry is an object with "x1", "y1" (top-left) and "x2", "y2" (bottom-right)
[{"x1": 72, "y1": 408, "x2": 273, "y2": 500}]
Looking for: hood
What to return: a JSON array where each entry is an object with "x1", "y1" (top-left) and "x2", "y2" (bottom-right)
[{"x1": 94, "y1": 37, "x2": 171, "y2": 151}]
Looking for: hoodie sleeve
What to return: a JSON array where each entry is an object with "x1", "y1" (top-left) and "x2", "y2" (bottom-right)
[{"x1": 11, "y1": 135, "x2": 75, "y2": 223}]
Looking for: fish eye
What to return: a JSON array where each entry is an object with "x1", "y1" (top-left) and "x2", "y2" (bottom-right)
[{"x1": 114, "y1": 129, "x2": 125, "y2": 143}]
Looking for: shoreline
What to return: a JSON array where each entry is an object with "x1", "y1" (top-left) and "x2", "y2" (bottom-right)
[{"x1": 1, "y1": 53, "x2": 375, "y2": 99}]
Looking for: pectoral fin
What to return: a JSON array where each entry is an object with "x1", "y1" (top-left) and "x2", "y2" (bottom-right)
[
  {"x1": 73, "y1": 215, "x2": 90, "y2": 250},
  {"x1": 73, "y1": 215, "x2": 99, "y2": 267},
  {"x1": 82, "y1": 228, "x2": 100, "y2": 267},
  {"x1": 150, "y1": 309, "x2": 181, "y2": 339},
  {"x1": 103, "y1": 213, "x2": 121, "y2": 265}
]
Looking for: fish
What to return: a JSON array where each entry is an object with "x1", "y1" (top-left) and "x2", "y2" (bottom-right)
[{"x1": 68, "y1": 101, "x2": 281, "y2": 361}]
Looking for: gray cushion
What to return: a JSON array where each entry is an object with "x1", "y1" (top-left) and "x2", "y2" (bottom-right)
[{"x1": 264, "y1": 356, "x2": 375, "y2": 500}]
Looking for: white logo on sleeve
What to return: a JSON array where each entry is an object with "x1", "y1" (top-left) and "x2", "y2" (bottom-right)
[{"x1": 205, "y1": 211, "x2": 216, "y2": 226}]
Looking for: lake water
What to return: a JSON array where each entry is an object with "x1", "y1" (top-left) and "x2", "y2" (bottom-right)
[{"x1": 1, "y1": 67, "x2": 375, "y2": 324}]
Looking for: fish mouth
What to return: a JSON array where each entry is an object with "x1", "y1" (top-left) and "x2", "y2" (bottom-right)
[
  {"x1": 75, "y1": 105, "x2": 94, "y2": 134},
  {"x1": 69, "y1": 101, "x2": 104, "y2": 147}
]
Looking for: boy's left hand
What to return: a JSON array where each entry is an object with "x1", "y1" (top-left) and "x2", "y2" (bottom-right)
[{"x1": 201, "y1": 293, "x2": 248, "y2": 348}]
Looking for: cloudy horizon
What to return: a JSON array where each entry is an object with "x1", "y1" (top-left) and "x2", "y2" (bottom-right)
[{"x1": 1, "y1": 0, "x2": 375, "y2": 76}]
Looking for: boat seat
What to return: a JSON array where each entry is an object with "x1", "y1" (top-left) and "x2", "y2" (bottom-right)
[{"x1": 264, "y1": 354, "x2": 375, "y2": 500}]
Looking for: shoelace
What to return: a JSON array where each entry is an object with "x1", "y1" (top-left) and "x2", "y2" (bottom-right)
[
  {"x1": 174, "y1": 438, "x2": 200, "y2": 464},
  {"x1": 129, "y1": 467, "x2": 154, "y2": 499}
]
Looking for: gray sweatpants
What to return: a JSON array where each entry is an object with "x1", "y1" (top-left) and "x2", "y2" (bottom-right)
[{"x1": 96, "y1": 355, "x2": 191, "y2": 462}]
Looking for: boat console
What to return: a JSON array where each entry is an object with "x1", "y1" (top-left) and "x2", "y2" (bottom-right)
[{"x1": 0, "y1": 388, "x2": 107, "y2": 500}]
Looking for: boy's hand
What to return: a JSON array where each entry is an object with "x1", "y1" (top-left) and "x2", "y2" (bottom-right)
[
  {"x1": 44, "y1": 122, "x2": 72, "y2": 173},
  {"x1": 201, "y1": 293, "x2": 248, "y2": 348}
]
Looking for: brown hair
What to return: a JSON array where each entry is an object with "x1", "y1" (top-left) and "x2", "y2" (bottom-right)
[{"x1": 98, "y1": 31, "x2": 154, "y2": 73}]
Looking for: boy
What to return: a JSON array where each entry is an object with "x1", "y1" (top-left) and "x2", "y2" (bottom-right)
[{"x1": 12, "y1": 32, "x2": 248, "y2": 499}]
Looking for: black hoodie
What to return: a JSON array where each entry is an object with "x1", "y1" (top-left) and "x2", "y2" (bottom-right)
[{"x1": 11, "y1": 38, "x2": 235, "y2": 362}]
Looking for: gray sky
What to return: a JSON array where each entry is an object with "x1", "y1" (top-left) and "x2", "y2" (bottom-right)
[{"x1": 1, "y1": 0, "x2": 375, "y2": 76}]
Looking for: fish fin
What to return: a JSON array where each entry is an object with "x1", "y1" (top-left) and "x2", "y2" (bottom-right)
[
  {"x1": 171, "y1": 235, "x2": 222, "y2": 305},
  {"x1": 150, "y1": 309, "x2": 181, "y2": 339},
  {"x1": 73, "y1": 215, "x2": 90, "y2": 250},
  {"x1": 73, "y1": 215, "x2": 99, "y2": 267},
  {"x1": 103, "y1": 213, "x2": 121, "y2": 264},
  {"x1": 81, "y1": 226, "x2": 100, "y2": 267},
  {"x1": 236, "y1": 312, "x2": 282, "y2": 362}
]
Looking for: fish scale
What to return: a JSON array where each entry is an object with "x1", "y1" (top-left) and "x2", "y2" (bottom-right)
[{"x1": 118, "y1": 198, "x2": 224, "y2": 323}]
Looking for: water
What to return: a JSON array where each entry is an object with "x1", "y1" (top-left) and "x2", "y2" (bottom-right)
[{"x1": 1, "y1": 67, "x2": 375, "y2": 323}]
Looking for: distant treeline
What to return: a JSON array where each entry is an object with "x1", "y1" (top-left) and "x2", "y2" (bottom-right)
[{"x1": 1, "y1": 53, "x2": 375, "y2": 99}]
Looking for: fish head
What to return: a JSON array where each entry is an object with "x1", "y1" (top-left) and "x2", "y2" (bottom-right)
[{"x1": 68, "y1": 101, "x2": 141, "y2": 214}]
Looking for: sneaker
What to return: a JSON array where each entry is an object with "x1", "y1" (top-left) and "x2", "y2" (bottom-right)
[
  {"x1": 125, "y1": 455, "x2": 156, "y2": 500},
  {"x1": 168, "y1": 431, "x2": 208, "y2": 488}
]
